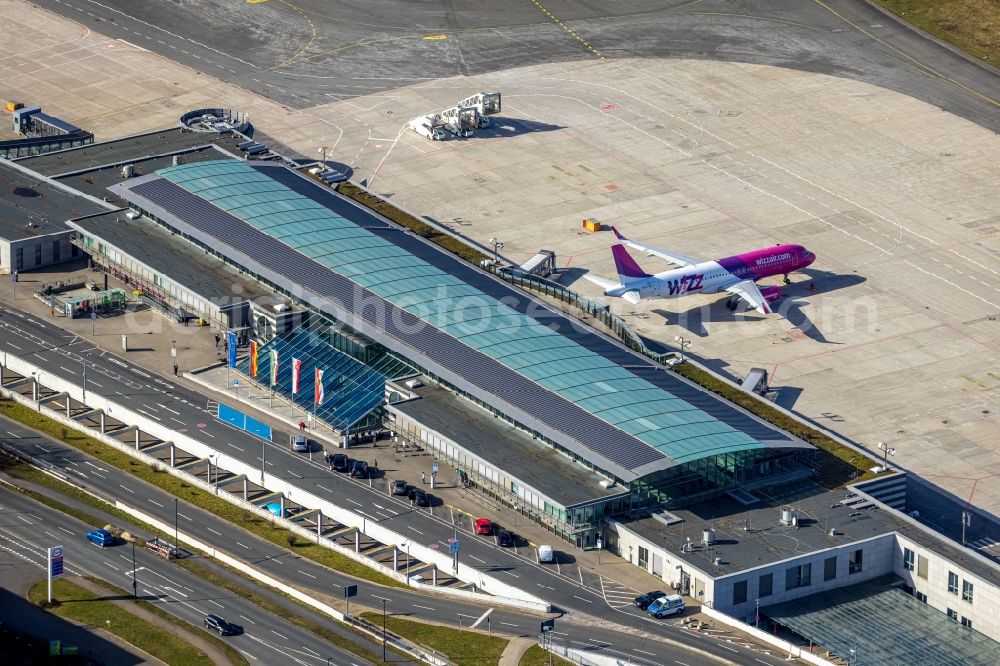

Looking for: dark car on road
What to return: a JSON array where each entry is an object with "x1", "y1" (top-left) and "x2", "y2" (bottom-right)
[
  {"x1": 409, "y1": 488, "x2": 429, "y2": 506},
  {"x1": 331, "y1": 453, "x2": 349, "y2": 473},
  {"x1": 496, "y1": 530, "x2": 514, "y2": 547},
  {"x1": 350, "y1": 460, "x2": 369, "y2": 478},
  {"x1": 391, "y1": 479, "x2": 408, "y2": 496},
  {"x1": 204, "y1": 614, "x2": 239, "y2": 636},
  {"x1": 634, "y1": 590, "x2": 667, "y2": 610}
]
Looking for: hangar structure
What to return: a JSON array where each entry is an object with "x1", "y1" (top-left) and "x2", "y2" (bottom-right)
[{"x1": 96, "y1": 157, "x2": 813, "y2": 544}]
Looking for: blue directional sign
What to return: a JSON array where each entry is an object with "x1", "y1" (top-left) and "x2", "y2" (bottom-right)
[
  {"x1": 227, "y1": 331, "x2": 237, "y2": 368},
  {"x1": 449, "y1": 540, "x2": 460, "y2": 555}
]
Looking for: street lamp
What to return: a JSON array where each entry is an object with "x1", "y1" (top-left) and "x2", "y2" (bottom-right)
[
  {"x1": 30, "y1": 371, "x2": 42, "y2": 411},
  {"x1": 400, "y1": 541, "x2": 411, "y2": 581},
  {"x1": 849, "y1": 648, "x2": 856, "y2": 665},
  {"x1": 174, "y1": 498, "x2": 179, "y2": 556},
  {"x1": 488, "y1": 237, "x2": 504, "y2": 264},
  {"x1": 208, "y1": 454, "x2": 216, "y2": 489},
  {"x1": 131, "y1": 540, "x2": 138, "y2": 600},
  {"x1": 171, "y1": 340, "x2": 177, "y2": 377},
  {"x1": 673, "y1": 336, "x2": 691, "y2": 363},
  {"x1": 318, "y1": 146, "x2": 330, "y2": 168},
  {"x1": 877, "y1": 442, "x2": 895, "y2": 472}
]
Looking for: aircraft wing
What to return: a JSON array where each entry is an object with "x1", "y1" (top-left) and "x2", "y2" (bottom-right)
[
  {"x1": 582, "y1": 273, "x2": 642, "y2": 305},
  {"x1": 611, "y1": 226, "x2": 703, "y2": 267},
  {"x1": 724, "y1": 279, "x2": 772, "y2": 315}
]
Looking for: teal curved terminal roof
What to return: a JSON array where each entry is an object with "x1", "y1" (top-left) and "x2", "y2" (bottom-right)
[{"x1": 135, "y1": 160, "x2": 796, "y2": 477}]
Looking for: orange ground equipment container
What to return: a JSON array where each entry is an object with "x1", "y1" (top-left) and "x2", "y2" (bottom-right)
[{"x1": 582, "y1": 218, "x2": 601, "y2": 233}]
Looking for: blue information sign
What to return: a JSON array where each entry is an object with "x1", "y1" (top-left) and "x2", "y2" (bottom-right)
[
  {"x1": 449, "y1": 540, "x2": 460, "y2": 555},
  {"x1": 50, "y1": 545, "x2": 64, "y2": 578}
]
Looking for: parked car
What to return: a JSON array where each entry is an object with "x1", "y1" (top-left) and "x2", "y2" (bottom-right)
[
  {"x1": 291, "y1": 434, "x2": 308, "y2": 452},
  {"x1": 537, "y1": 544, "x2": 554, "y2": 563},
  {"x1": 204, "y1": 614, "x2": 239, "y2": 636},
  {"x1": 409, "y1": 488, "x2": 429, "y2": 506},
  {"x1": 647, "y1": 594, "x2": 685, "y2": 618},
  {"x1": 633, "y1": 590, "x2": 667, "y2": 610},
  {"x1": 496, "y1": 530, "x2": 514, "y2": 547},
  {"x1": 350, "y1": 460, "x2": 369, "y2": 478},
  {"x1": 391, "y1": 479, "x2": 408, "y2": 496},
  {"x1": 86, "y1": 529, "x2": 116, "y2": 548},
  {"x1": 331, "y1": 453, "x2": 349, "y2": 472},
  {"x1": 474, "y1": 518, "x2": 493, "y2": 536}
]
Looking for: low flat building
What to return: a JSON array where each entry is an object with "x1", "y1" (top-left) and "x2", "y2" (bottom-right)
[
  {"x1": 389, "y1": 383, "x2": 628, "y2": 544},
  {"x1": 0, "y1": 161, "x2": 100, "y2": 274},
  {"x1": 609, "y1": 476, "x2": 1000, "y2": 646}
]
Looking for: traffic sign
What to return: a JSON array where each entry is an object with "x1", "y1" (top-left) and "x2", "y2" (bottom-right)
[
  {"x1": 449, "y1": 540, "x2": 460, "y2": 555},
  {"x1": 49, "y1": 545, "x2": 64, "y2": 578},
  {"x1": 90, "y1": 311, "x2": 96, "y2": 321},
  {"x1": 432, "y1": 462, "x2": 439, "y2": 474},
  {"x1": 540, "y1": 619, "x2": 554, "y2": 633},
  {"x1": 343, "y1": 584, "x2": 358, "y2": 599}
]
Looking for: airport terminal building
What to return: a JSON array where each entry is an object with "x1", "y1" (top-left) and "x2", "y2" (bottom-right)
[{"x1": 8, "y1": 128, "x2": 816, "y2": 547}]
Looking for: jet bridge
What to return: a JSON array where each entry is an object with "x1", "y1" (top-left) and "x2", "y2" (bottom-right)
[{"x1": 408, "y1": 92, "x2": 501, "y2": 140}]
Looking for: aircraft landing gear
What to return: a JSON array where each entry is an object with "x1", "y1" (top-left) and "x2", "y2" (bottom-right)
[
  {"x1": 782, "y1": 274, "x2": 792, "y2": 285},
  {"x1": 726, "y1": 298, "x2": 738, "y2": 311}
]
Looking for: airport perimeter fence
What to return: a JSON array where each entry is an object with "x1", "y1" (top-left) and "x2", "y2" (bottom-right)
[{"x1": 493, "y1": 267, "x2": 674, "y2": 365}]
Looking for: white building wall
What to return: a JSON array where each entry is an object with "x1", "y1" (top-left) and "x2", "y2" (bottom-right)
[{"x1": 893, "y1": 534, "x2": 1000, "y2": 642}]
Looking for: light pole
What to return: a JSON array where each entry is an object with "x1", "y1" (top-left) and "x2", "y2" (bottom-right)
[
  {"x1": 261, "y1": 440, "x2": 266, "y2": 484},
  {"x1": 877, "y1": 442, "x2": 895, "y2": 472},
  {"x1": 174, "y1": 498, "x2": 179, "y2": 555},
  {"x1": 171, "y1": 340, "x2": 177, "y2": 377},
  {"x1": 82, "y1": 361, "x2": 87, "y2": 403},
  {"x1": 400, "y1": 541, "x2": 410, "y2": 580},
  {"x1": 208, "y1": 454, "x2": 216, "y2": 490},
  {"x1": 31, "y1": 371, "x2": 42, "y2": 412},
  {"x1": 131, "y1": 540, "x2": 137, "y2": 600},
  {"x1": 673, "y1": 336, "x2": 691, "y2": 363},
  {"x1": 962, "y1": 510, "x2": 972, "y2": 546},
  {"x1": 488, "y1": 237, "x2": 504, "y2": 265},
  {"x1": 381, "y1": 599, "x2": 387, "y2": 663},
  {"x1": 318, "y1": 146, "x2": 330, "y2": 168}
]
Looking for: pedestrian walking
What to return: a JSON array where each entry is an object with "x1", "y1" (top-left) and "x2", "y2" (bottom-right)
[
  {"x1": 214, "y1": 333, "x2": 220, "y2": 348},
  {"x1": 173, "y1": 363, "x2": 178, "y2": 377},
  {"x1": 299, "y1": 421, "x2": 306, "y2": 432},
  {"x1": 421, "y1": 471, "x2": 426, "y2": 484},
  {"x1": 374, "y1": 458, "x2": 378, "y2": 469}
]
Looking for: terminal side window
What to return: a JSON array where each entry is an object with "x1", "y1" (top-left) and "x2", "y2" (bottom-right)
[
  {"x1": 948, "y1": 572, "x2": 959, "y2": 594},
  {"x1": 733, "y1": 580, "x2": 747, "y2": 605},
  {"x1": 962, "y1": 617, "x2": 973, "y2": 629},
  {"x1": 849, "y1": 549, "x2": 863, "y2": 575},
  {"x1": 824, "y1": 556, "x2": 837, "y2": 581},
  {"x1": 962, "y1": 580, "x2": 974, "y2": 603},
  {"x1": 638, "y1": 546, "x2": 649, "y2": 570},
  {"x1": 759, "y1": 573, "x2": 773, "y2": 598},
  {"x1": 917, "y1": 555, "x2": 927, "y2": 579},
  {"x1": 785, "y1": 563, "x2": 811, "y2": 590},
  {"x1": 903, "y1": 548, "x2": 915, "y2": 571},
  {"x1": 947, "y1": 608, "x2": 958, "y2": 622}
]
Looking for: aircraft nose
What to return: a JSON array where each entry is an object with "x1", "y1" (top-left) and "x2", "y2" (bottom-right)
[{"x1": 802, "y1": 250, "x2": 816, "y2": 265}]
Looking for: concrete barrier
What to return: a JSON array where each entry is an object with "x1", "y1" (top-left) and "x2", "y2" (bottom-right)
[{"x1": 699, "y1": 606, "x2": 837, "y2": 666}]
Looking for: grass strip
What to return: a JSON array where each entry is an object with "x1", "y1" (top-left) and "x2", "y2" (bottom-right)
[
  {"x1": 519, "y1": 644, "x2": 574, "y2": 666},
  {"x1": 28, "y1": 577, "x2": 244, "y2": 666},
  {"x1": 360, "y1": 612, "x2": 508, "y2": 666},
  {"x1": 670, "y1": 363, "x2": 877, "y2": 487},
  {"x1": 337, "y1": 182, "x2": 489, "y2": 265},
  {"x1": 873, "y1": 0, "x2": 999, "y2": 69},
  {"x1": 0, "y1": 454, "x2": 401, "y2": 665},
  {"x1": 0, "y1": 398, "x2": 405, "y2": 589}
]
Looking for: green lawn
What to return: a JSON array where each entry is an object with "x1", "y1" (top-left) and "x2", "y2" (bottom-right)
[
  {"x1": 28, "y1": 577, "x2": 244, "y2": 666},
  {"x1": 874, "y1": 0, "x2": 1000, "y2": 69},
  {"x1": 0, "y1": 398, "x2": 404, "y2": 589},
  {"x1": 519, "y1": 644, "x2": 574, "y2": 666},
  {"x1": 360, "y1": 612, "x2": 508, "y2": 666}
]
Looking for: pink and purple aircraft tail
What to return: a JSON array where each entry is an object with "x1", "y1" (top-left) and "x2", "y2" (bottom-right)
[{"x1": 612, "y1": 244, "x2": 651, "y2": 280}]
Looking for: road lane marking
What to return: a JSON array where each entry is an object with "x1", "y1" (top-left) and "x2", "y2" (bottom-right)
[
  {"x1": 470, "y1": 608, "x2": 493, "y2": 628},
  {"x1": 119, "y1": 484, "x2": 134, "y2": 493},
  {"x1": 572, "y1": 595, "x2": 593, "y2": 603},
  {"x1": 297, "y1": 570, "x2": 316, "y2": 579},
  {"x1": 58, "y1": 526, "x2": 74, "y2": 535},
  {"x1": 271, "y1": 630, "x2": 288, "y2": 640},
  {"x1": 407, "y1": 526, "x2": 423, "y2": 535},
  {"x1": 468, "y1": 555, "x2": 486, "y2": 564},
  {"x1": 178, "y1": 513, "x2": 193, "y2": 521},
  {"x1": 208, "y1": 527, "x2": 222, "y2": 535},
  {"x1": 235, "y1": 541, "x2": 251, "y2": 549}
]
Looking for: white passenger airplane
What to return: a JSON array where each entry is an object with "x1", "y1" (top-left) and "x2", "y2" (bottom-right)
[{"x1": 583, "y1": 227, "x2": 816, "y2": 314}]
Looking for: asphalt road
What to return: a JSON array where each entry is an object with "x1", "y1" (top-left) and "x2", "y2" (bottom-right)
[
  {"x1": 0, "y1": 414, "x2": 738, "y2": 666},
  {"x1": 30, "y1": 0, "x2": 1000, "y2": 130},
  {"x1": 0, "y1": 484, "x2": 373, "y2": 666},
  {"x1": 0, "y1": 306, "x2": 781, "y2": 665}
]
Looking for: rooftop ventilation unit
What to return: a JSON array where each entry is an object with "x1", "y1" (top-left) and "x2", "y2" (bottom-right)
[
  {"x1": 121, "y1": 164, "x2": 135, "y2": 178},
  {"x1": 780, "y1": 509, "x2": 797, "y2": 526},
  {"x1": 702, "y1": 528, "x2": 716, "y2": 546}
]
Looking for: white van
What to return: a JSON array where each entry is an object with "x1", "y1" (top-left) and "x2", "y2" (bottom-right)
[{"x1": 537, "y1": 544, "x2": 554, "y2": 563}]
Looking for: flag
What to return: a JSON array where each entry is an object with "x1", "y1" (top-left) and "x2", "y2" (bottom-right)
[
  {"x1": 315, "y1": 367, "x2": 324, "y2": 405},
  {"x1": 249, "y1": 340, "x2": 258, "y2": 377},
  {"x1": 226, "y1": 331, "x2": 237, "y2": 368},
  {"x1": 291, "y1": 358, "x2": 301, "y2": 394},
  {"x1": 270, "y1": 349, "x2": 279, "y2": 386}
]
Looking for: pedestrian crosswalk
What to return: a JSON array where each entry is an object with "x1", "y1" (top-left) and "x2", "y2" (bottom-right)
[
  {"x1": 599, "y1": 576, "x2": 639, "y2": 610},
  {"x1": 968, "y1": 536, "x2": 1000, "y2": 550}
]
